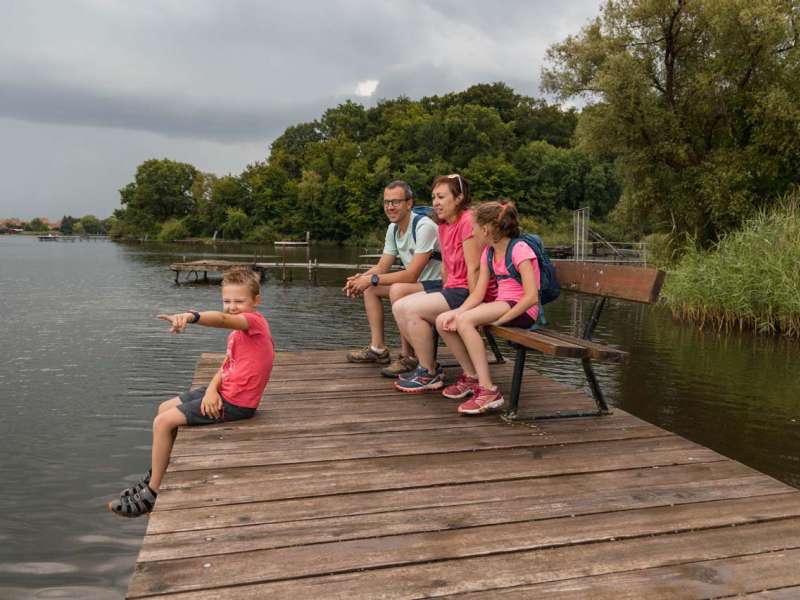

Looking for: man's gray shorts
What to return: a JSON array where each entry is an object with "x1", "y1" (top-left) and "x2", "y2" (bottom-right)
[{"x1": 176, "y1": 386, "x2": 256, "y2": 426}]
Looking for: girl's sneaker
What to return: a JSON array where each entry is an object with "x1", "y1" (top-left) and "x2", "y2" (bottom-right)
[
  {"x1": 108, "y1": 484, "x2": 158, "y2": 518},
  {"x1": 442, "y1": 372, "x2": 479, "y2": 399},
  {"x1": 120, "y1": 469, "x2": 151, "y2": 498},
  {"x1": 394, "y1": 365, "x2": 444, "y2": 393},
  {"x1": 458, "y1": 385, "x2": 505, "y2": 414}
]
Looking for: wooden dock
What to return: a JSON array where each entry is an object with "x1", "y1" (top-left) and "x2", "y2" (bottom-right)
[{"x1": 127, "y1": 350, "x2": 800, "y2": 598}]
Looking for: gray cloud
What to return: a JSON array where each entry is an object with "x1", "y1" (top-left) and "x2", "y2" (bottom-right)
[{"x1": 0, "y1": 0, "x2": 600, "y2": 218}]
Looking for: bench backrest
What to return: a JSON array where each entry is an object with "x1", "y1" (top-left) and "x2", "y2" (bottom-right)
[{"x1": 554, "y1": 261, "x2": 665, "y2": 304}]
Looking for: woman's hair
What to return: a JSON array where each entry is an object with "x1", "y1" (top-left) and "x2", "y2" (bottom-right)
[
  {"x1": 431, "y1": 174, "x2": 471, "y2": 217},
  {"x1": 474, "y1": 199, "x2": 521, "y2": 241},
  {"x1": 222, "y1": 267, "x2": 261, "y2": 298}
]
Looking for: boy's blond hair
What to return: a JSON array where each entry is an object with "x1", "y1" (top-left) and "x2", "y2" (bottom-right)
[{"x1": 222, "y1": 267, "x2": 261, "y2": 299}]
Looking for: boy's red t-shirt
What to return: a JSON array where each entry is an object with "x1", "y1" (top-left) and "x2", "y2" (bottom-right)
[{"x1": 218, "y1": 311, "x2": 275, "y2": 409}]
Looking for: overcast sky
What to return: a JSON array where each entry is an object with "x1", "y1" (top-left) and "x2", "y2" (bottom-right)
[{"x1": 0, "y1": 0, "x2": 600, "y2": 220}]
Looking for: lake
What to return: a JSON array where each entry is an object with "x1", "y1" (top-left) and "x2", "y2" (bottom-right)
[{"x1": 0, "y1": 235, "x2": 797, "y2": 599}]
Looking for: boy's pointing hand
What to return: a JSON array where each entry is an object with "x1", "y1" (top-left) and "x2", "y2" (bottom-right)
[{"x1": 158, "y1": 313, "x2": 189, "y2": 333}]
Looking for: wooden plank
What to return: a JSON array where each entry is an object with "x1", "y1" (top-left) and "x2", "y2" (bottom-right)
[
  {"x1": 139, "y1": 476, "x2": 789, "y2": 562},
  {"x1": 485, "y1": 326, "x2": 588, "y2": 358},
  {"x1": 537, "y1": 328, "x2": 630, "y2": 363},
  {"x1": 127, "y1": 498, "x2": 800, "y2": 597},
  {"x1": 167, "y1": 422, "x2": 665, "y2": 471},
  {"x1": 173, "y1": 412, "x2": 648, "y2": 445},
  {"x1": 554, "y1": 261, "x2": 666, "y2": 303},
  {"x1": 445, "y1": 549, "x2": 800, "y2": 599},
  {"x1": 146, "y1": 460, "x2": 769, "y2": 534},
  {"x1": 153, "y1": 437, "x2": 722, "y2": 510},
  {"x1": 136, "y1": 519, "x2": 800, "y2": 599}
]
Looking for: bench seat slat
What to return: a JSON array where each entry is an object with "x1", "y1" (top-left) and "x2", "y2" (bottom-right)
[
  {"x1": 488, "y1": 326, "x2": 587, "y2": 359},
  {"x1": 487, "y1": 326, "x2": 628, "y2": 364},
  {"x1": 537, "y1": 329, "x2": 629, "y2": 364}
]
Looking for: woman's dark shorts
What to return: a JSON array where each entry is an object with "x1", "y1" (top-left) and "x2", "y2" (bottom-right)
[
  {"x1": 437, "y1": 286, "x2": 470, "y2": 309},
  {"x1": 421, "y1": 279, "x2": 443, "y2": 293},
  {"x1": 176, "y1": 386, "x2": 256, "y2": 426},
  {"x1": 503, "y1": 300, "x2": 537, "y2": 329}
]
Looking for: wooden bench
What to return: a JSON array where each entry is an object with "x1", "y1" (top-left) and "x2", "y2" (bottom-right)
[{"x1": 484, "y1": 261, "x2": 666, "y2": 420}]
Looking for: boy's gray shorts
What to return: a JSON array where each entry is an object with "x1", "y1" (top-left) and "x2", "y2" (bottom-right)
[{"x1": 176, "y1": 386, "x2": 256, "y2": 426}]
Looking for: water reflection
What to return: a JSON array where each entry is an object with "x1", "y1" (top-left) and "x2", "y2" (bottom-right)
[{"x1": 1, "y1": 235, "x2": 798, "y2": 599}]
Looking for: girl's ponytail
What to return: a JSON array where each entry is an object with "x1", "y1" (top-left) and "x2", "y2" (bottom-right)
[{"x1": 475, "y1": 199, "x2": 520, "y2": 241}]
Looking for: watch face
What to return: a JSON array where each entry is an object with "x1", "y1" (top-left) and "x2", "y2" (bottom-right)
[{"x1": 371, "y1": 274, "x2": 379, "y2": 286}]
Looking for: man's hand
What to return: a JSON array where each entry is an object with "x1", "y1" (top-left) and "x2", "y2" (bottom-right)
[
  {"x1": 158, "y1": 312, "x2": 191, "y2": 333},
  {"x1": 342, "y1": 272, "x2": 361, "y2": 297},
  {"x1": 201, "y1": 389, "x2": 223, "y2": 420},
  {"x1": 350, "y1": 274, "x2": 372, "y2": 294}
]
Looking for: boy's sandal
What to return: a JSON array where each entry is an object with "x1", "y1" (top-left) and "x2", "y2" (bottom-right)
[
  {"x1": 108, "y1": 485, "x2": 158, "y2": 518},
  {"x1": 120, "y1": 469, "x2": 152, "y2": 498}
]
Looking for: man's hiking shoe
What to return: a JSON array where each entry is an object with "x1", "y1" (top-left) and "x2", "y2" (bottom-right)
[
  {"x1": 381, "y1": 355, "x2": 418, "y2": 378},
  {"x1": 458, "y1": 385, "x2": 505, "y2": 415},
  {"x1": 394, "y1": 365, "x2": 444, "y2": 393},
  {"x1": 347, "y1": 346, "x2": 390, "y2": 364},
  {"x1": 108, "y1": 484, "x2": 157, "y2": 518},
  {"x1": 442, "y1": 372, "x2": 478, "y2": 399},
  {"x1": 120, "y1": 469, "x2": 151, "y2": 498}
]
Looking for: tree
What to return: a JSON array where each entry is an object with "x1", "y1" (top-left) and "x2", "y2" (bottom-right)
[
  {"x1": 59, "y1": 215, "x2": 76, "y2": 234},
  {"x1": 543, "y1": 0, "x2": 800, "y2": 245},
  {"x1": 119, "y1": 159, "x2": 199, "y2": 234}
]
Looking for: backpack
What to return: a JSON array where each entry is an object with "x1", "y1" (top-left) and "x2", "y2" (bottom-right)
[
  {"x1": 487, "y1": 233, "x2": 560, "y2": 310},
  {"x1": 392, "y1": 206, "x2": 442, "y2": 261}
]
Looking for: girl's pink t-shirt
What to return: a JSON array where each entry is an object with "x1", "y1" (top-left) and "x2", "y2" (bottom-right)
[
  {"x1": 438, "y1": 210, "x2": 474, "y2": 289},
  {"x1": 482, "y1": 242, "x2": 541, "y2": 320},
  {"x1": 218, "y1": 311, "x2": 275, "y2": 409}
]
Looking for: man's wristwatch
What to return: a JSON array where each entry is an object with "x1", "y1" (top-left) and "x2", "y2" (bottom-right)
[{"x1": 371, "y1": 274, "x2": 380, "y2": 287}]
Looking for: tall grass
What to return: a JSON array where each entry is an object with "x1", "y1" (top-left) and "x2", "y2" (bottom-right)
[{"x1": 662, "y1": 196, "x2": 800, "y2": 338}]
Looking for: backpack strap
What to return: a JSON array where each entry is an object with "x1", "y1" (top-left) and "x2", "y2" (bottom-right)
[{"x1": 395, "y1": 215, "x2": 441, "y2": 262}]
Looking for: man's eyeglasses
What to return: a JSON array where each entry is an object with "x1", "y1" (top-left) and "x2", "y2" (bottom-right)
[
  {"x1": 383, "y1": 199, "x2": 408, "y2": 208},
  {"x1": 447, "y1": 173, "x2": 464, "y2": 194}
]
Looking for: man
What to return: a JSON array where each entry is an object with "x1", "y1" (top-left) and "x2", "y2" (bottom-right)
[{"x1": 344, "y1": 180, "x2": 442, "y2": 377}]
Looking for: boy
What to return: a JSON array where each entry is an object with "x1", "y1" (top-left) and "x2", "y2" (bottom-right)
[{"x1": 108, "y1": 267, "x2": 274, "y2": 517}]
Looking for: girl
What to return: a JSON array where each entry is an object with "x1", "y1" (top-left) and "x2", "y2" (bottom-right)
[
  {"x1": 436, "y1": 200, "x2": 540, "y2": 414},
  {"x1": 392, "y1": 174, "x2": 482, "y2": 392}
]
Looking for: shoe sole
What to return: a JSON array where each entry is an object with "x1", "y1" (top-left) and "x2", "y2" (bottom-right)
[
  {"x1": 394, "y1": 381, "x2": 444, "y2": 393},
  {"x1": 107, "y1": 500, "x2": 150, "y2": 518},
  {"x1": 347, "y1": 356, "x2": 391, "y2": 364},
  {"x1": 458, "y1": 399, "x2": 505, "y2": 414},
  {"x1": 442, "y1": 388, "x2": 474, "y2": 399}
]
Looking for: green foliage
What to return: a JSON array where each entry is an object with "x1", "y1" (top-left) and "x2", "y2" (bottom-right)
[
  {"x1": 662, "y1": 195, "x2": 800, "y2": 338},
  {"x1": 221, "y1": 207, "x2": 251, "y2": 240},
  {"x1": 114, "y1": 83, "x2": 618, "y2": 242},
  {"x1": 25, "y1": 218, "x2": 49, "y2": 232},
  {"x1": 244, "y1": 224, "x2": 279, "y2": 244},
  {"x1": 543, "y1": 0, "x2": 800, "y2": 246},
  {"x1": 157, "y1": 218, "x2": 191, "y2": 241}
]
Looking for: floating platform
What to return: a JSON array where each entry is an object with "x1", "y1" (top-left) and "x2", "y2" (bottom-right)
[{"x1": 126, "y1": 350, "x2": 800, "y2": 598}]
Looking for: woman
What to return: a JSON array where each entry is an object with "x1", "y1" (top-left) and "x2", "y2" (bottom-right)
[{"x1": 392, "y1": 174, "x2": 482, "y2": 392}]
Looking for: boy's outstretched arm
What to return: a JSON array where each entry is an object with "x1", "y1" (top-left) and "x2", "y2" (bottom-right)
[{"x1": 158, "y1": 311, "x2": 250, "y2": 333}]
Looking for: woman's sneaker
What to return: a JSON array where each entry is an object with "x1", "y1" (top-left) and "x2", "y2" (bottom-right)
[
  {"x1": 458, "y1": 385, "x2": 505, "y2": 414},
  {"x1": 120, "y1": 469, "x2": 151, "y2": 498},
  {"x1": 442, "y1": 372, "x2": 479, "y2": 399},
  {"x1": 381, "y1": 355, "x2": 419, "y2": 378},
  {"x1": 394, "y1": 365, "x2": 444, "y2": 393},
  {"x1": 347, "y1": 346, "x2": 390, "y2": 364},
  {"x1": 108, "y1": 484, "x2": 158, "y2": 518}
]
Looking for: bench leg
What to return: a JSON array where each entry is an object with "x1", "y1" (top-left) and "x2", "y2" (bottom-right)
[
  {"x1": 484, "y1": 329, "x2": 505, "y2": 364},
  {"x1": 432, "y1": 328, "x2": 439, "y2": 365},
  {"x1": 506, "y1": 344, "x2": 527, "y2": 418},
  {"x1": 582, "y1": 358, "x2": 610, "y2": 414}
]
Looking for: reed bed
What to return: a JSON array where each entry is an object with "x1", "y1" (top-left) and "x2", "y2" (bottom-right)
[{"x1": 662, "y1": 199, "x2": 800, "y2": 339}]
